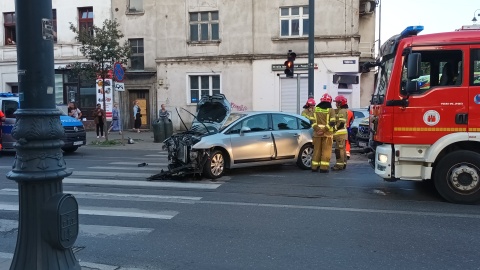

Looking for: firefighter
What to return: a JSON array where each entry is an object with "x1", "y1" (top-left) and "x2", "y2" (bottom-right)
[
  {"x1": 0, "y1": 109, "x2": 5, "y2": 153},
  {"x1": 301, "y1": 98, "x2": 316, "y2": 124},
  {"x1": 332, "y1": 95, "x2": 349, "y2": 170},
  {"x1": 311, "y1": 93, "x2": 336, "y2": 173},
  {"x1": 346, "y1": 108, "x2": 354, "y2": 159}
]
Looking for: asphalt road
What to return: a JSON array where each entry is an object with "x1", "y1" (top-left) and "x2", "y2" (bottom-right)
[{"x1": 1, "y1": 147, "x2": 480, "y2": 270}]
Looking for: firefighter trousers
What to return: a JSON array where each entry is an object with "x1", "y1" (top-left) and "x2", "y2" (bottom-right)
[
  {"x1": 311, "y1": 136, "x2": 333, "y2": 171},
  {"x1": 333, "y1": 134, "x2": 347, "y2": 170}
]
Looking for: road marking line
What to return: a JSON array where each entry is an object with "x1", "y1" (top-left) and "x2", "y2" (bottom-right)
[
  {"x1": 87, "y1": 166, "x2": 166, "y2": 171},
  {"x1": 0, "y1": 203, "x2": 177, "y2": 219},
  {"x1": 0, "y1": 252, "x2": 146, "y2": 270},
  {"x1": 0, "y1": 219, "x2": 153, "y2": 237},
  {"x1": 194, "y1": 200, "x2": 480, "y2": 219},
  {"x1": 145, "y1": 154, "x2": 167, "y2": 157},
  {"x1": 0, "y1": 189, "x2": 202, "y2": 202},
  {"x1": 63, "y1": 178, "x2": 222, "y2": 189},
  {"x1": 109, "y1": 162, "x2": 168, "y2": 166},
  {"x1": 73, "y1": 171, "x2": 153, "y2": 178}
]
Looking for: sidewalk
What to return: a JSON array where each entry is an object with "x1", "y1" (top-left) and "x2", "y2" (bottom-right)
[{"x1": 84, "y1": 129, "x2": 165, "y2": 151}]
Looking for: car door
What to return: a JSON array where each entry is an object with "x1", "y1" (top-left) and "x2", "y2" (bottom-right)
[
  {"x1": 228, "y1": 114, "x2": 273, "y2": 164},
  {"x1": 271, "y1": 113, "x2": 300, "y2": 160}
]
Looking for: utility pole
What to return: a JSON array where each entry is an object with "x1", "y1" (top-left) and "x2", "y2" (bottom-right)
[
  {"x1": 7, "y1": 0, "x2": 80, "y2": 269},
  {"x1": 308, "y1": 0, "x2": 315, "y2": 98}
]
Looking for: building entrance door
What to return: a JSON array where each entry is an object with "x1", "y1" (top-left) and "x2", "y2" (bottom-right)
[{"x1": 129, "y1": 90, "x2": 150, "y2": 129}]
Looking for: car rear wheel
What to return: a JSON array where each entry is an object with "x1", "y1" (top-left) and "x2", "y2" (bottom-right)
[
  {"x1": 203, "y1": 149, "x2": 225, "y2": 179},
  {"x1": 296, "y1": 144, "x2": 313, "y2": 170}
]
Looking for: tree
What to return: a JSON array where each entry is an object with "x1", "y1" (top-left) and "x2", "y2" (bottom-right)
[{"x1": 69, "y1": 19, "x2": 130, "y2": 141}]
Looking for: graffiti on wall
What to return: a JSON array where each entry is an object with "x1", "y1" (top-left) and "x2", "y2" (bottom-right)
[{"x1": 230, "y1": 102, "x2": 248, "y2": 111}]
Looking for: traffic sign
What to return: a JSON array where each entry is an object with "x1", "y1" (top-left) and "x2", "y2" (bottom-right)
[
  {"x1": 113, "y1": 62, "x2": 124, "y2": 82},
  {"x1": 114, "y1": 82, "x2": 125, "y2": 91}
]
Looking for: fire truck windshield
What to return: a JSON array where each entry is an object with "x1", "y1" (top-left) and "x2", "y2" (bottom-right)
[{"x1": 372, "y1": 55, "x2": 395, "y2": 105}]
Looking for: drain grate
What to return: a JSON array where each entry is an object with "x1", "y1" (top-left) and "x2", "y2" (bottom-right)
[{"x1": 71, "y1": 246, "x2": 85, "y2": 253}]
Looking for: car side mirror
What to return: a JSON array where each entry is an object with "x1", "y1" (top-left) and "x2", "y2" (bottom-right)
[{"x1": 240, "y1": 126, "x2": 251, "y2": 135}]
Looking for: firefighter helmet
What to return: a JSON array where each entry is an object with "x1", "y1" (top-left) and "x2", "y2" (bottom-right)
[
  {"x1": 320, "y1": 93, "x2": 332, "y2": 103},
  {"x1": 334, "y1": 95, "x2": 347, "y2": 106},
  {"x1": 306, "y1": 98, "x2": 316, "y2": 107}
]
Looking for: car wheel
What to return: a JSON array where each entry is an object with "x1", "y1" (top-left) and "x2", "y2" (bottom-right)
[
  {"x1": 434, "y1": 150, "x2": 480, "y2": 204},
  {"x1": 296, "y1": 144, "x2": 313, "y2": 170},
  {"x1": 62, "y1": 147, "x2": 78, "y2": 153},
  {"x1": 203, "y1": 149, "x2": 225, "y2": 179}
]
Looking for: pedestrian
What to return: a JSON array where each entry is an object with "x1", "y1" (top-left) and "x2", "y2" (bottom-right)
[
  {"x1": 332, "y1": 95, "x2": 349, "y2": 171},
  {"x1": 133, "y1": 100, "x2": 141, "y2": 133},
  {"x1": 346, "y1": 105, "x2": 354, "y2": 159},
  {"x1": 311, "y1": 93, "x2": 336, "y2": 173},
  {"x1": 92, "y1": 103, "x2": 106, "y2": 138},
  {"x1": 0, "y1": 109, "x2": 5, "y2": 152},
  {"x1": 108, "y1": 102, "x2": 122, "y2": 135},
  {"x1": 158, "y1": 103, "x2": 170, "y2": 120},
  {"x1": 67, "y1": 102, "x2": 82, "y2": 120},
  {"x1": 301, "y1": 98, "x2": 316, "y2": 124}
]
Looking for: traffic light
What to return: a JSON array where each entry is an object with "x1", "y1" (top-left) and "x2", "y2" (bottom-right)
[{"x1": 284, "y1": 51, "x2": 296, "y2": 78}]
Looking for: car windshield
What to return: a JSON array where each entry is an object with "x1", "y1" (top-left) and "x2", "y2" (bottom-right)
[
  {"x1": 219, "y1": 113, "x2": 247, "y2": 131},
  {"x1": 56, "y1": 105, "x2": 69, "y2": 116}
]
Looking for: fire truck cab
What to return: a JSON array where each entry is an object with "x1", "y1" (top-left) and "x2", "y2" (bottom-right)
[{"x1": 368, "y1": 25, "x2": 480, "y2": 204}]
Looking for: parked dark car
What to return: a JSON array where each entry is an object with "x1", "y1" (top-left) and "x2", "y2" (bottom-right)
[
  {"x1": 349, "y1": 108, "x2": 369, "y2": 144},
  {"x1": 356, "y1": 117, "x2": 370, "y2": 151}
]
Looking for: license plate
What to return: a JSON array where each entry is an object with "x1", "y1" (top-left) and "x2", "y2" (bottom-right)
[
  {"x1": 73, "y1": 141, "x2": 84, "y2": 146},
  {"x1": 359, "y1": 141, "x2": 367, "y2": 147}
]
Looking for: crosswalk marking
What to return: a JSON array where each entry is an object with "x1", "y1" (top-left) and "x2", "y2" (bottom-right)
[
  {"x1": 87, "y1": 166, "x2": 166, "y2": 171},
  {"x1": 73, "y1": 171, "x2": 154, "y2": 178},
  {"x1": 109, "y1": 162, "x2": 168, "y2": 166},
  {"x1": 0, "y1": 189, "x2": 202, "y2": 202},
  {"x1": 0, "y1": 203, "x2": 177, "y2": 219},
  {"x1": 145, "y1": 154, "x2": 166, "y2": 157},
  {"x1": 64, "y1": 178, "x2": 222, "y2": 189},
  {"x1": 0, "y1": 219, "x2": 153, "y2": 237}
]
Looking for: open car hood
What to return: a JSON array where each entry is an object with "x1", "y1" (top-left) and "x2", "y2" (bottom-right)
[{"x1": 192, "y1": 94, "x2": 231, "y2": 134}]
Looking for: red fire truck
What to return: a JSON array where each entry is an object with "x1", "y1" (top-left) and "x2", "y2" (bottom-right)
[{"x1": 367, "y1": 25, "x2": 480, "y2": 204}]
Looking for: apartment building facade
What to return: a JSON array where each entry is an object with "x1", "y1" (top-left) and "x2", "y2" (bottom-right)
[
  {"x1": 0, "y1": 0, "x2": 376, "y2": 130},
  {"x1": 113, "y1": 0, "x2": 376, "y2": 130},
  {"x1": 0, "y1": 0, "x2": 112, "y2": 121}
]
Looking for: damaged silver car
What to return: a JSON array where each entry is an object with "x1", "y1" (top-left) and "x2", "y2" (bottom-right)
[{"x1": 149, "y1": 94, "x2": 313, "y2": 180}]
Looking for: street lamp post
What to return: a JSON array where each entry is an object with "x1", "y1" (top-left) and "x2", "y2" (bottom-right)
[
  {"x1": 6, "y1": 0, "x2": 80, "y2": 269},
  {"x1": 472, "y1": 9, "x2": 480, "y2": 24}
]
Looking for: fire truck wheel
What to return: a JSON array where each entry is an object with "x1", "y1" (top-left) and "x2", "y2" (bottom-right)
[
  {"x1": 434, "y1": 150, "x2": 480, "y2": 204},
  {"x1": 203, "y1": 149, "x2": 225, "y2": 179}
]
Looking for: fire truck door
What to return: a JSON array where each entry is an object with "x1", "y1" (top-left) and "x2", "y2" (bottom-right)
[
  {"x1": 394, "y1": 48, "x2": 468, "y2": 145},
  {"x1": 468, "y1": 47, "x2": 480, "y2": 134}
]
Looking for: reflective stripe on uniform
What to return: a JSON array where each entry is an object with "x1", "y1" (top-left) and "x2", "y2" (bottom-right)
[{"x1": 320, "y1": 161, "x2": 330, "y2": 166}]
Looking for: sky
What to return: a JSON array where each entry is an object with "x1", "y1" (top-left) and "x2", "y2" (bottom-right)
[{"x1": 377, "y1": 0, "x2": 480, "y2": 45}]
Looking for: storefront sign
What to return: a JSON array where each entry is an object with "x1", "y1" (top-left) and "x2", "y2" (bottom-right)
[{"x1": 96, "y1": 79, "x2": 113, "y2": 120}]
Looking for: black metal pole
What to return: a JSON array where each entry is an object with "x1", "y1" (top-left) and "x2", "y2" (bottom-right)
[
  {"x1": 308, "y1": 0, "x2": 315, "y2": 98},
  {"x1": 7, "y1": 0, "x2": 80, "y2": 269}
]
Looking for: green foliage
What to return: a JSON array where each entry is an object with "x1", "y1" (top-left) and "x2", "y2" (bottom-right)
[{"x1": 69, "y1": 19, "x2": 131, "y2": 79}]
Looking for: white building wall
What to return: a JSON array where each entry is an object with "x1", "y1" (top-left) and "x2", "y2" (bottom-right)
[{"x1": 253, "y1": 56, "x2": 361, "y2": 111}]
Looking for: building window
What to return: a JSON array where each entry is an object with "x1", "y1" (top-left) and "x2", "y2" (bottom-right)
[
  {"x1": 4, "y1": 12, "x2": 16, "y2": 45},
  {"x1": 78, "y1": 7, "x2": 94, "y2": 36},
  {"x1": 189, "y1": 75, "x2": 221, "y2": 103},
  {"x1": 280, "y1": 6, "x2": 309, "y2": 37},
  {"x1": 189, "y1": 11, "x2": 219, "y2": 42},
  {"x1": 129, "y1": 39, "x2": 144, "y2": 70},
  {"x1": 128, "y1": 0, "x2": 144, "y2": 13}
]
